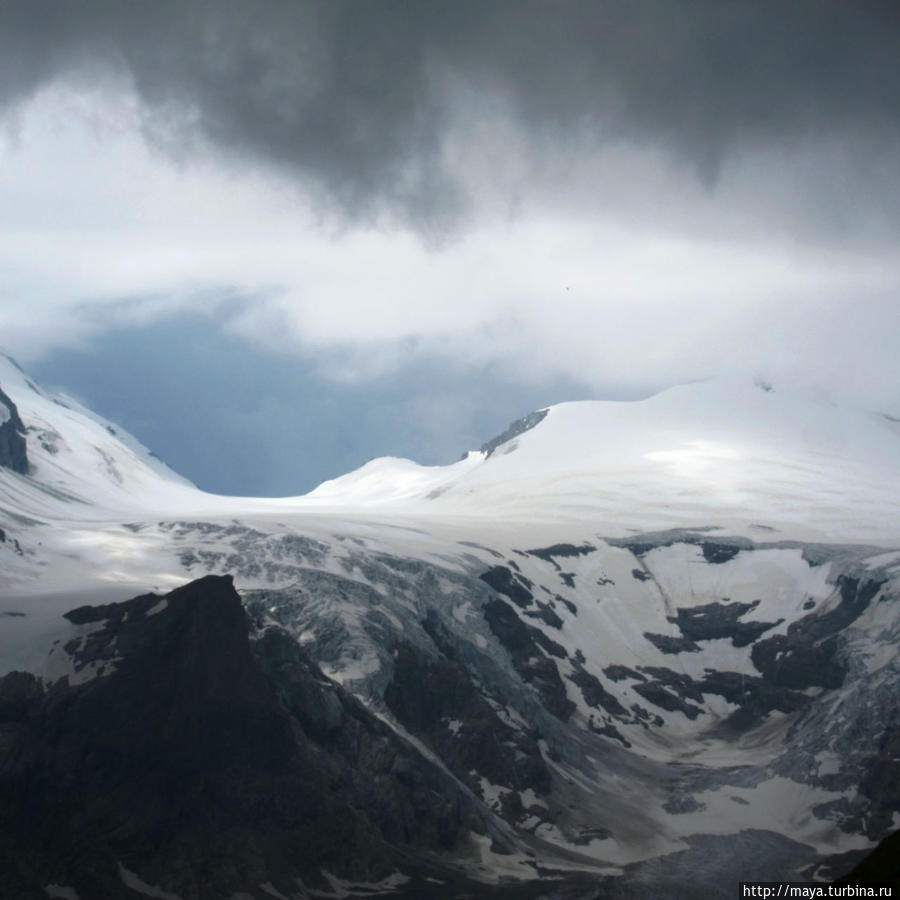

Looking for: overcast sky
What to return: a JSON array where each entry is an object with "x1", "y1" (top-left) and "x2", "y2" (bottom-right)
[{"x1": 2, "y1": 1, "x2": 899, "y2": 494}]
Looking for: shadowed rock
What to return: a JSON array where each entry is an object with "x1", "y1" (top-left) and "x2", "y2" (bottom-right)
[
  {"x1": 0, "y1": 385, "x2": 27, "y2": 474},
  {"x1": 0, "y1": 575, "x2": 503, "y2": 898},
  {"x1": 479, "y1": 410, "x2": 548, "y2": 458}
]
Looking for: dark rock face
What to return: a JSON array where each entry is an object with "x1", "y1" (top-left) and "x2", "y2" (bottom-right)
[
  {"x1": 697, "y1": 669, "x2": 808, "y2": 730},
  {"x1": 524, "y1": 600, "x2": 564, "y2": 629},
  {"x1": 699, "y1": 542, "x2": 741, "y2": 564},
  {"x1": 834, "y1": 828, "x2": 900, "y2": 887},
  {"x1": 483, "y1": 597, "x2": 576, "y2": 721},
  {"x1": 604, "y1": 664, "x2": 645, "y2": 683},
  {"x1": 251, "y1": 627, "x2": 488, "y2": 854},
  {"x1": 567, "y1": 663, "x2": 628, "y2": 718},
  {"x1": 644, "y1": 632, "x2": 701, "y2": 654},
  {"x1": 667, "y1": 600, "x2": 782, "y2": 648},
  {"x1": 480, "y1": 564, "x2": 534, "y2": 608},
  {"x1": 0, "y1": 575, "x2": 498, "y2": 899},
  {"x1": 0, "y1": 385, "x2": 28, "y2": 474},
  {"x1": 751, "y1": 575, "x2": 883, "y2": 690},
  {"x1": 479, "y1": 409, "x2": 548, "y2": 458},
  {"x1": 857, "y1": 726, "x2": 900, "y2": 839},
  {"x1": 633, "y1": 670, "x2": 704, "y2": 720},
  {"x1": 523, "y1": 543, "x2": 596, "y2": 571},
  {"x1": 384, "y1": 638, "x2": 552, "y2": 804},
  {"x1": 622, "y1": 661, "x2": 811, "y2": 730}
]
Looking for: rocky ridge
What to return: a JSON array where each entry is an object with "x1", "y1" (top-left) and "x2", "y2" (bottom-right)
[{"x1": 0, "y1": 383, "x2": 28, "y2": 474}]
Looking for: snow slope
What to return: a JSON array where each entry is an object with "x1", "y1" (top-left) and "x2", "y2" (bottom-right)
[
  {"x1": 3, "y1": 349, "x2": 899, "y2": 542},
  {"x1": 0, "y1": 352, "x2": 203, "y2": 519},
  {"x1": 306, "y1": 376, "x2": 900, "y2": 543}
]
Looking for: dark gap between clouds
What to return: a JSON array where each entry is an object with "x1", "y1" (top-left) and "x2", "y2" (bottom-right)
[{"x1": 27, "y1": 314, "x2": 606, "y2": 496}]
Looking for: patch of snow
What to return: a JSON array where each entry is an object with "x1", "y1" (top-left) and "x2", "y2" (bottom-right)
[
  {"x1": 475, "y1": 774, "x2": 507, "y2": 812},
  {"x1": 69, "y1": 656, "x2": 121, "y2": 686},
  {"x1": 862, "y1": 640, "x2": 898, "y2": 675},
  {"x1": 42, "y1": 620, "x2": 122, "y2": 688},
  {"x1": 311, "y1": 871, "x2": 410, "y2": 898},
  {"x1": 321, "y1": 651, "x2": 381, "y2": 686},
  {"x1": 118, "y1": 863, "x2": 184, "y2": 900},
  {"x1": 699, "y1": 692, "x2": 742, "y2": 718},
  {"x1": 453, "y1": 600, "x2": 474, "y2": 624},
  {"x1": 145, "y1": 597, "x2": 168, "y2": 616},
  {"x1": 44, "y1": 887, "x2": 80, "y2": 900},
  {"x1": 533, "y1": 821, "x2": 569, "y2": 844},
  {"x1": 660, "y1": 777, "x2": 874, "y2": 853},
  {"x1": 815, "y1": 754, "x2": 842, "y2": 776},
  {"x1": 467, "y1": 832, "x2": 542, "y2": 883}
]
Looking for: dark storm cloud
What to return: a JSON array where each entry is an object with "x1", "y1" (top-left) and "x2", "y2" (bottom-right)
[{"x1": 1, "y1": 0, "x2": 899, "y2": 228}]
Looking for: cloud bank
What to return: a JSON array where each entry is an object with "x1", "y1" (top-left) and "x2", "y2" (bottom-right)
[
  {"x1": 1, "y1": 1, "x2": 899, "y2": 410},
  {"x1": 3, "y1": 1, "x2": 899, "y2": 228}
]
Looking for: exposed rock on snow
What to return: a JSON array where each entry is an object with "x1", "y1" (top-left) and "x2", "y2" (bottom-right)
[{"x1": 0, "y1": 382, "x2": 27, "y2": 474}]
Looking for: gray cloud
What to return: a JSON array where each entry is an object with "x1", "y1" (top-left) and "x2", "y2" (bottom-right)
[{"x1": 2, "y1": 1, "x2": 899, "y2": 234}]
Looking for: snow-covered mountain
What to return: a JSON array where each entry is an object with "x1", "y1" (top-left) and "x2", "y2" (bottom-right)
[{"x1": 1, "y1": 351, "x2": 899, "y2": 898}]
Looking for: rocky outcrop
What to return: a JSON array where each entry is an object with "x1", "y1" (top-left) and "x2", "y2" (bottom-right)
[
  {"x1": 483, "y1": 597, "x2": 576, "y2": 721},
  {"x1": 834, "y1": 829, "x2": 900, "y2": 887},
  {"x1": 384, "y1": 629, "x2": 552, "y2": 807},
  {"x1": 0, "y1": 385, "x2": 27, "y2": 474},
  {"x1": 751, "y1": 575, "x2": 884, "y2": 690},
  {"x1": 479, "y1": 409, "x2": 548, "y2": 458},
  {"x1": 0, "y1": 575, "x2": 508, "y2": 899}
]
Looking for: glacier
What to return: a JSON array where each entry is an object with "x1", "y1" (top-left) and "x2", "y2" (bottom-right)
[{"x1": 0, "y1": 351, "x2": 898, "y2": 898}]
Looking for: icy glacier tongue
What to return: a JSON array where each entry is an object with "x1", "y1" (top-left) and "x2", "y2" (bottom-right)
[{"x1": 1, "y1": 351, "x2": 900, "y2": 898}]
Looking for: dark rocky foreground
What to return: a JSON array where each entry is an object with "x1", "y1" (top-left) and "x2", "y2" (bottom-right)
[
  {"x1": 1, "y1": 533, "x2": 898, "y2": 898},
  {"x1": 0, "y1": 575, "x2": 607, "y2": 899},
  {"x1": 834, "y1": 829, "x2": 900, "y2": 888}
]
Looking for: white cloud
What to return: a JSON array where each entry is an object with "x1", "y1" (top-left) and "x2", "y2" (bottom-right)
[{"x1": 2, "y1": 82, "x2": 899, "y2": 412}]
